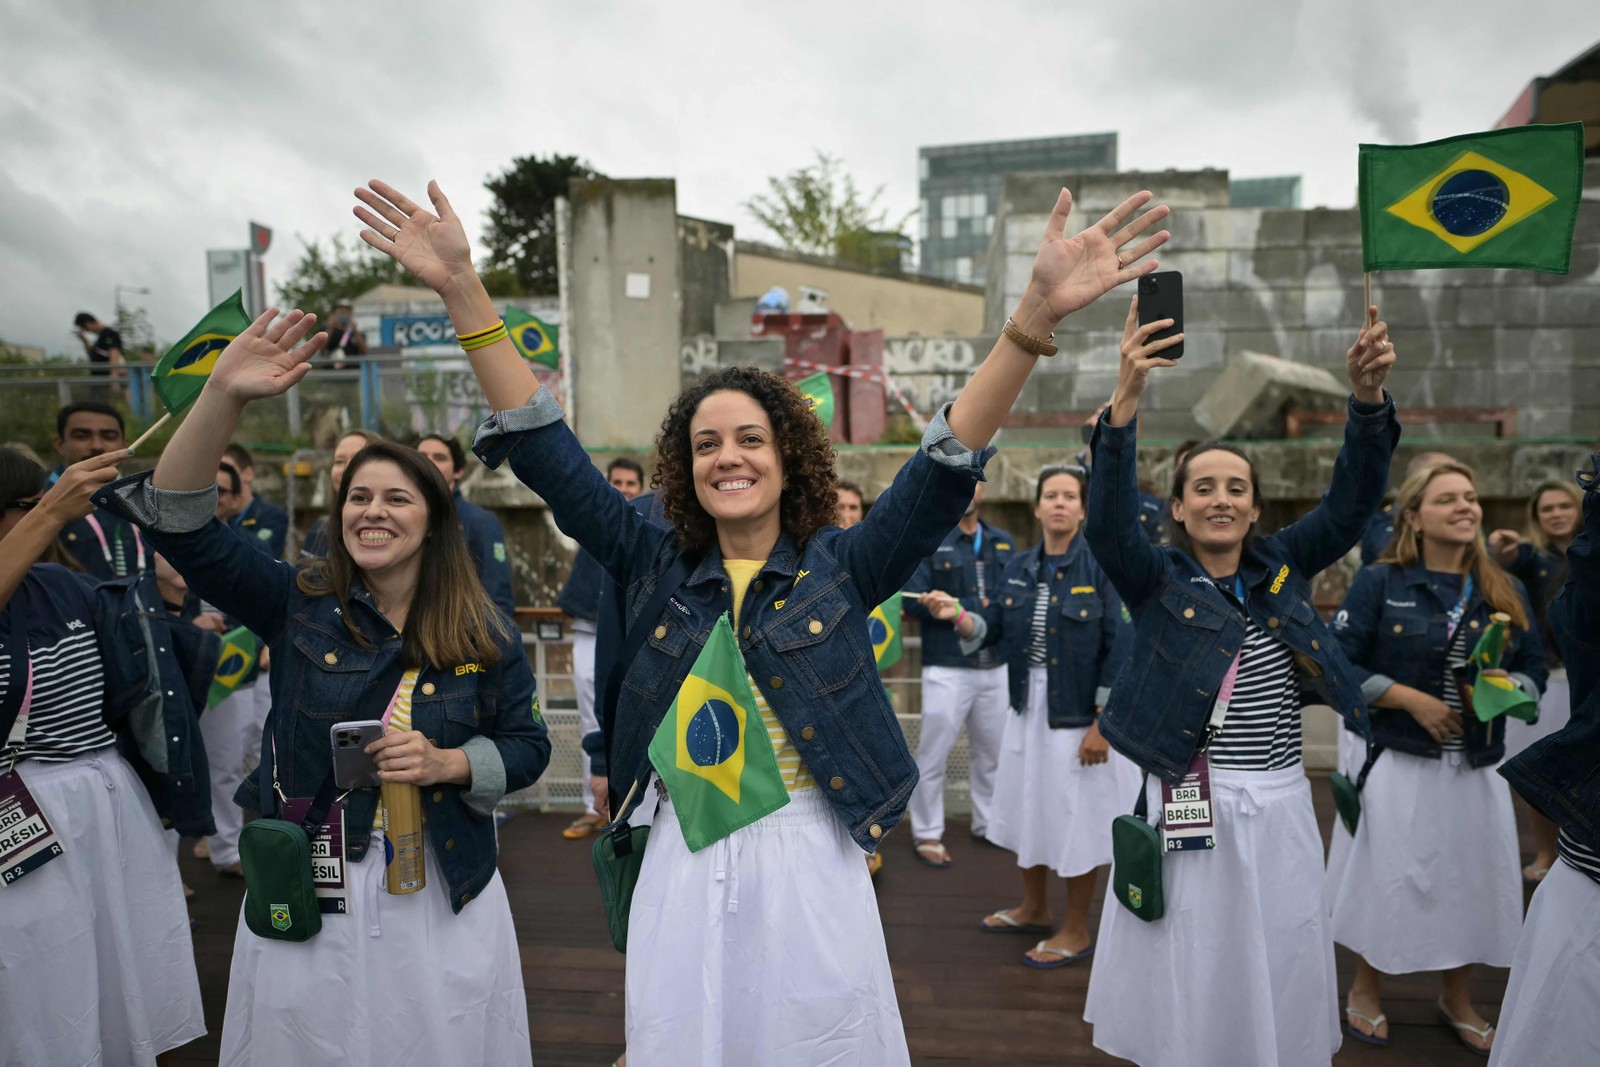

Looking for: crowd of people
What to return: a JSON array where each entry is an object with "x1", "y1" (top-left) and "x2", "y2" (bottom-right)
[{"x1": 0, "y1": 177, "x2": 1594, "y2": 1067}]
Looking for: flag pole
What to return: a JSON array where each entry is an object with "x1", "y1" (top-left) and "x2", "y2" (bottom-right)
[
  {"x1": 127, "y1": 411, "x2": 174, "y2": 454},
  {"x1": 1361, "y1": 271, "x2": 1378, "y2": 389}
]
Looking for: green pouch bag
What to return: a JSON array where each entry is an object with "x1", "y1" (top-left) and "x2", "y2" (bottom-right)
[
  {"x1": 591, "y1": 819, "x2": 650, "y2": 954},
  {"x1": 1330, "y1": 744, "x2": 1383, "y2": 836},
  {"x1": 240, "y1": 818, "x2": 322, "y2": 943},
  {"x1": 1111, "y1": 774, "x2": 1163, "y2": 922}
]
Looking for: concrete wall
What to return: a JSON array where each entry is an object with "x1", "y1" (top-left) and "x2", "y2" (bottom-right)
[
  {"x1": 678, "y1": 215, "x2": 735, "y2": 341},
  {"x1": 568, "y1": 178, "x2": 683, "y2": 448},
  {"x1": 733, "y1": 242, "x2": 985, "y2": 336},
  {"x1": 983, "y1": 163, "x2": 1600, "y2": 442}
]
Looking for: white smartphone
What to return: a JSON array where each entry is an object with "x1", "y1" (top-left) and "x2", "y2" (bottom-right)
[{"x1": 330, "y1": 719, "x2": 385, "y2": 790}]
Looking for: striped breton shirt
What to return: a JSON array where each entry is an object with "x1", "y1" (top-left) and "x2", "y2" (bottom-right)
[
  {"x1": 1437, "y1": 614, "x2": 1472, "y2": 752},
  {"x1": 1557, "y1": 828, "x2": 1600, "y2": 887},
  {"x1": 972, "y1": 548, "x2": 999, "y2": 669},
  {"x1": 1206, "y1": 615, "x2": 1302, "y2": 771},
  {"x1": 1026, "y1": 580, "x2": 1052, "y2": 665},
  {"x1": 0, "y1": 565, "x2": 116, "y2": 765}
]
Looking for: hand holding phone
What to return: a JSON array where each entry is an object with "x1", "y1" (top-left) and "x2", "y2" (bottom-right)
[
  {"x1": 331, "y1": 720, "x2": 385, "y2": 790},
  {"x1": 1136, "y1": 271, "x2": 1184, "y2": 359}
]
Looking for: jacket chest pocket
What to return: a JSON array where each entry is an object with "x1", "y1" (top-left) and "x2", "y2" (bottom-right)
[
  {"x1": 1155, "y1": 586, "x2": 1228, "y2": 669},
  {"x1": 768, "y1": 593, "x2": 861, "y2": 695},
  {"x1": 622, "y1": 611, "x2": 693, "y2": 702},
  {"x1": 1060, "y1": 593, "x2": 1103, "y2": 649},
  {"x1": 931, "y1": 554, "x2": 962, "y2": 594},
  {"x1": 289, "y1": 629, "x2": 378, "y2": 719},
  {"x1": 410, "y1": 683, "x2": 482, "y2": 745},
  {"x1": 1383, "y1": 614, "x2": 1430, "y2": 641}
]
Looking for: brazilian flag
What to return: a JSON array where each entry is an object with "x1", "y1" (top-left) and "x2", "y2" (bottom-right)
[
  {"x1": 150, "y1": 290, "x2": 253, "y2": 416},
  {"x1": 647, "y1": 614, "x2": 788, "y2": 851},
  {"x1": 208, "y1": 626, "x2": 259, "y2": 708},
  {"x1": 798, "y1": 371, "x2": 834, "y2": 430},
  {"x1": 504, "y1": 307, "x2": 560, "y2": 369},
  {"x1": 1358, "y1": 123, "x2": 1584, "y2": 274},
  {"x1": 869, "y1": 591, "x2": 902, "y2": 671},
  {"x1": 1468, "y1": 616, "x2": 1538, "y2": 723}
]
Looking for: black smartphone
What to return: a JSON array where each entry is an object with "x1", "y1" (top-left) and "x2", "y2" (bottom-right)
[
  {"x1": 1136, "y1": 270, "x2": 1184, "y2": 359},
  {"x1": 330, "y1": 720, "x2": 385, "y2": 790}
]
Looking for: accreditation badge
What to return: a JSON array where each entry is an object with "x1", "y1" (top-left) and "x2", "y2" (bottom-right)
[
  {"x1": 280, "y1": 796, "x2": 350, "y2": 915},
  {"x1": 0, "y1": 769, "x2": 65, "y2": 885},
  {"x1": 1160, "y1": 752, "x2": 1217, "y2": 852}
]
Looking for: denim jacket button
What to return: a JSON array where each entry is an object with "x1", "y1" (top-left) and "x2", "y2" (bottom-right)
[
  {"x1": 742, "y1": 625, "x2": 752, "y2": 639},
  {"x1": 432, "y1": 790, "x2": 444, "y2": 802},
  {"x1": 460, "y1": 891, "x2": 471, "y2": 905},
  {"x1": 654, "y1": 625, "x2": 668, "y2": 640},
  {"x1": 1392, "y1": 624, "x2": 1403, "y2": 633},
  {"x1": 444, "y1": 839, "x2": 455, "y2": 851},
  {"x1": 1469, "y1": 619, "x2": 1480, "y2": 629},
  {"x1": 808, "y1": 619, "x2": 823, "y2": 635},
  {"x1": 421, "y1": 682, "x2": 436, "y2": 695},
  {"x1": 800, "y1": 726, "x2": 816, "y2": 741},
  {"x1": 1267, "y1": 617, "x2": 1280, "y2": 629},
  {"x1": 1079, "y1": 609, "x2": 1089, "y2": 618},
  {"x1": 869, "y1": 824, "x2": 883, "y2": 839},
  {"x1": 753, "y1": 580, "x2": 764, "y2": 593},
  {"x1": 1311, "y1": 639, "x2": 1320, "y2": 651},
  {"x1": 324, "y1": 652, "x2": 338, "y2": 665},
  {"x1": 769, "y1": 676, "x2": 784, "y2": 690},
  {"x1": 1183, "y1": 607, "x2": 1196, "y2": 619},
  {"x1": 829, "y1": 776, "x2": 844, "y2": 790}
]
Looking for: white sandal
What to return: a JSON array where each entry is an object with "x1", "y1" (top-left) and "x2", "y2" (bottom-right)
[{"x1": 1437, "y1": 997, "x2": 1494, "y2": 1057}]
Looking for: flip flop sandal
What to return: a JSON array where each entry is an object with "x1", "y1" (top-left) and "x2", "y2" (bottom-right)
[
  {"x1": 562, "y1": 816, "x2": 602, "y2": 840},
  {"x1": 1437, "y1": 998, "x2": 1494, "y2": 1057},
  {"x1": 913, "y1": 840, "x2": 952, "y2": 868},
  {"x1": 1344, "y1": 1005, "x2": 1389, "y2": 1048},
  {"x1": 979, "y1": 909, "x2": 1053, "y2": 935},
  {"x1": 1022, "y1": 940, "x2": 1095, "y2": 969}
]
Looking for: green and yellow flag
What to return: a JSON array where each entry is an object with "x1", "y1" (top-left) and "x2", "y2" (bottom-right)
[
  {"x1": 647, "y1": 614, "x2": 788, "y2": 851},
  {"x1": 798, "y1": 370, "x2": 834, "y2": 430},
  {"x1": 1469, "y1": 615, "x2": 1539, "y2": 723},
  {"x1": 208, "y1": 626, "x2": 259, "y2": 708},
  {"x1": 869, "y1": 591, "x2": 902, "y2": 671},
  {"x1": 150, "y1": 290, "x2": 253, "y2": 416},
  {"x1": 1358, "y1": 123, "x2": 1584, "y2": 274},
  {"x1": 504, "y1": 307, "x2": 560, "y2": 369}
]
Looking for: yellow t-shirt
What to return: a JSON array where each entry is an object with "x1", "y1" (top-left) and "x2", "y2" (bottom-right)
[
  {"x1": 372, "y1": 667, "x2": 422, "y2": 831},
  {"x1": 724, "y1": 559, "x2": 814, "y2": 792}
]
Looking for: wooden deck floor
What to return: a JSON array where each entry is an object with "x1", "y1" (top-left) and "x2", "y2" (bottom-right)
[{"x1": 170, "y1": 774, "x2": 1522, "y2": 1066}]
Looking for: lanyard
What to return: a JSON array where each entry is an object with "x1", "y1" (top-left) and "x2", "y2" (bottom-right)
[
  {"x1": 2, "y1": 604, "x2": 35, "y2": 766},
  {"x1": 83, "y1": 514, "x2": 145, "y2": 576},
  {"x1": 971, "y1": 525, "x2": 983, "y2": 556},
  {"x1": 380, "y1": 674, "x2": 413, "y2": 729},
  {"x1": 1200, "y1": 575, "x2": 1248, "y2": 751},
  {"x1": 1445, "y1": 575, "x2": 1475, "y2": 641}
]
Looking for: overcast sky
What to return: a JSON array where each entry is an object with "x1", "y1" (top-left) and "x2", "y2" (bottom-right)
[{"x1": 3, "y1": 0, "x2": 1596, "y2": 354}]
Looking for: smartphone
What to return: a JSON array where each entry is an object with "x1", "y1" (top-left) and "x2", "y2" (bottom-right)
[
  {"x1": 1137, "y1": 270, "x2": 1184, "y2": 359},
  {"x1": 330, "y1": 720, "x2": 385, "y2": 790}
]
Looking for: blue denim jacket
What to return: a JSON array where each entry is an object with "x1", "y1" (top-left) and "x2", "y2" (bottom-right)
[
  {"x1": 976, "y1": 535, "x2": 1128, "y2": 726},
  {"x1": 473, "y1": 387, "x2": 992, "y2": 850},
  {"x1": 1502, "y1": 457, "x2": 1600, "y2": 851},
  {"x1": 230, "y1": 495, "x2": 289, "y2": 560},
  {"x1": 1085, "y1": 396, "x2": 1400, "y2": 783},
  {"x1": 903, "y1": 520, "x2": 1016, "y2": 668},
  {"x1": 92, "y1": 474, "x2": 551, "y2": 913},
  {"x1": 1333, "y1": 562, "x2": 1547, "y2": 766},
  {"x1": 556, "y1": 547, "x2": 607, "y2": 623}
]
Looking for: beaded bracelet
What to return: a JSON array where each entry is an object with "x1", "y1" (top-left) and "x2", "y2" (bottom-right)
[{"x1": 458, "y1": 321, "x2": 509, "y2": 351}]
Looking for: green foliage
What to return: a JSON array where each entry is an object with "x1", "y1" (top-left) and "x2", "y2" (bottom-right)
[
  {"x1": 481, "y1": 153, "x2": 603, "y2": 296},
  {"x1": 745, "y1": 152, "x2": 915, "y2": 269},
  {"x1": 277, "y1": 234, "x2": 422, "y2": 316}
]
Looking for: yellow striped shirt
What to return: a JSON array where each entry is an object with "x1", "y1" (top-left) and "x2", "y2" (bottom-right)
[
  {"x1": 724, "y1": 560, "x2": 814, "y2": 792},
  {"x1": 373, "y1": 667, "x2": 421, "y2": 831}
]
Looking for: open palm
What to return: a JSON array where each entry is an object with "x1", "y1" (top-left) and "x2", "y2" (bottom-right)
[
  {"x1": 355, "y1": 180, "x2": 474, "y2": 291},
  {"x1": 209, "y1": 309, "x2": 327, "y2": 401},
  {"x1": 1030, "y1": 190, "x2": 1170, "y2": 322}
]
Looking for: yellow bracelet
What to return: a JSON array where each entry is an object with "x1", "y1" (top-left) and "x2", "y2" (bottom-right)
[
  {"x1": 456, "y1": 321, "x2": 503, "y2": 342},
  {"x1": 459, "y1": 322, "x2": 508, "y2": 351}
]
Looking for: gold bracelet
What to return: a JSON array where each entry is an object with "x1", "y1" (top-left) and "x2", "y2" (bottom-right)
[{"x1": 1002, "y1": 317, "x2": 1058, "y2": 357}]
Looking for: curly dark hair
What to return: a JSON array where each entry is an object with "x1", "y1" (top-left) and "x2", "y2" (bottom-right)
[{"x1": 653, "y1": 366, "x2": 838, "y2": 556}]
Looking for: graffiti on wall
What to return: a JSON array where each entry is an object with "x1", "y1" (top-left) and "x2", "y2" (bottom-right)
[{"x1": 883, "y1": 336, "x2": 981, "y2": 412}]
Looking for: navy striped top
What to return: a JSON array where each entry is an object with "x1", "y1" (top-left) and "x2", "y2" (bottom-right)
[{"x1": 1, "y1": 566, "x2": 115, "y2": 765}]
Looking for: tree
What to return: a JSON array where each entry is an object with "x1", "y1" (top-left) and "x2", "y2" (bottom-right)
[
  {"x1": 481, "y1": 153, "x2": 603, "y2": 295},
  {"x1": 277, "y1": 234, "x2": 422, "y2": 316},
  {"x1": 745, "y1": 152, "x2": 915, "y2": 269}
]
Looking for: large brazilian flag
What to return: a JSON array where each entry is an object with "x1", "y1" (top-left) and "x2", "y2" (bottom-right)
[
  {"x1": 207, "y1": 626, "x2": 259, "y2": 708},
  {"x1": 647, "y1": 614, "x2": 788, "y2": 851},
  {"x1": 869, "y1": 591, "x2": 902, "y2": 671},
  {"x1": 1358, "y1": 123, "x2": 1584, "y2": 274},
  {"x1": 504, "y1": 306, "x2": 560, "y2": 369},
  {"x1": 150, "y1": 290, "x2": 254, "y2": 416}
]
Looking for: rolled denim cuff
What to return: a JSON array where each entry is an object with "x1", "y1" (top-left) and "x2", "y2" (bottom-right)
[
  {"x1": 1360, "y1": 673, "x2": 1397, "y2": 705},
  {"x1": 1348, "y1": 391, "x2": 1396, "y2": 434},
  {"x1": 459, "y1": 735, "x2": 507, "y2": 817},
  {"x1": 1510, "y1": 672, "x2": 1540, "y2": 698},
  {"x1": 471, "y1": 386, "x2": 566, "y2": 469},
  {"x1": 921, "y1": 403, "x2": 997, "y2": 479},
  {"x1": 956, "y1": 614, "x2": 988, "y2": 656},
  {"x1": 1095, "y1": 686, "x2": 1112, "y2": 707},
  {"x1": 105, "y1": 472, "x2": 218, "y2": 533}
]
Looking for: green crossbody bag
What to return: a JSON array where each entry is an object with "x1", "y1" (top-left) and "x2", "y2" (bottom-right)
[
  {"x1": 1111, "y1": 773, "x2": 1164, "y2": 922},
  {"x1": 592, "y1": 806, "x2": 650, "y2": 954},
  {"x1": 1328, "y1": 743, "x2": 1383, "y2": 836},
  {"x1": 239, "y1": 767, "x2": 338, "y2": 943}
]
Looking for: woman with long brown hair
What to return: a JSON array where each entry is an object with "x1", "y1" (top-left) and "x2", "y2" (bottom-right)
[
  {"x1": 1328, "y1": 460, "x2": 1547, "y2": 1056},
  {"x1": 91, "y1": 310, "x2": 551, "y2": 1065},
  {"x1": 298, "y1": 427, "x2": 383, "y2": 559}
]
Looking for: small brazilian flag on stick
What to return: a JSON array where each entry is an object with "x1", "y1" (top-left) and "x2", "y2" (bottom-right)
[
  {"x1": 798, "y1": 370, "x2": 834, "y2": 430},
  {"x1": 504, "y1": 307, "x2": 560, "y2": 369},
  {"x1": 647, "y1": 614, "x2": 788, "y2": 851},
  {"x1": 150, "y1": 290, "x2": 253, "y2": 416},
  {"x1": 208, "y1": 626, "x2": 259, "y2": 708},
  {"x1": 1358, "y1": 123, "x2": 1584, "y2": 274},
  {"x1": 869, "y1": 591, "x2": 902, "y2": 671}
]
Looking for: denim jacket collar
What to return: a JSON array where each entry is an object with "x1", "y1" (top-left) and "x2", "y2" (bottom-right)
[
  {"x1": 1018, "y1": 533, "x2": 1089, "y2": 584},
  {"x1": 684, "y1": 529, "x2": 803, "y2": 591}
]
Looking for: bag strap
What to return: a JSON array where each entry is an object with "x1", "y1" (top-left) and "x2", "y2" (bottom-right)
[
  {"x1": 602, "y1": 554, "x2": 699, "y2": 818},
  {"x1": 1352, "y1": 743, "x2": 1384, "y2": 793},
  {"x1": 1132, "y1": 772, "x2": 1150, "y2": 821}
]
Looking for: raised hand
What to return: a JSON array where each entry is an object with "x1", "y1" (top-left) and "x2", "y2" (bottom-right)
[
  {"x1": 1347, "y1": 305, "x2": 1396, "y2": 403},
  {"x1": 1017, "y1": 189, "x2": 1170, "y2": 333},
  {"x1": 355, "y1": 180, "x2": 475, "y2": 294},
  {"x1": 1487, "y1": 529, "x2": 1522, "y2": 565},
  {"x1": 38, "y1": 450, "x2": 128, "y2": 527},
  {"x1": 208, "y1": 309, "x2": 327, "y2": 402},
  {"x1": 1107, "y1": 296, "x2": 1183, "y2": 426}
]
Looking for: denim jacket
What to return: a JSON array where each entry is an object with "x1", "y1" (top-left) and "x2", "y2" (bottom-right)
[
  {"x1": 903, "y1": 520, "x2": 1016, "y2": 668},
  {"x1": 556, "y1": 547, "x2": 607, "y2": 623},
  {"x1": 1502, "y1": 457, "x2": 1600, "y2": 852},
  {"x1": 1333, "y1": 561, "x2": 1547, "y2": 766},
  {"x1": 975, "y1": 536, "x2": 1128, "y2": 726},
  {"x1": 92, "y1": 474, "x2": 551, "y2": 914},
  {"x1": 1085, "y1": 396, "x2": 1400, "y2": 783},
  {"x1": 455, "y1": 492, "x2": 516, "y2": 618},
  {"x1": 472, "y1": 387, "x2": 992, "y2": 851}
]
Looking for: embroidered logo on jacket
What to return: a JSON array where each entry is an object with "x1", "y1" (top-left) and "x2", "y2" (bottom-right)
[
  {"x1": 454, "y1": 663, "x2": 483, "y2": 676},
  {"x1": 1269, "y1": 566, "x2": 1290, "y2": 594},
  {"x1": 1070, "y1": 586, "x2": 1096, "y2": 595}
]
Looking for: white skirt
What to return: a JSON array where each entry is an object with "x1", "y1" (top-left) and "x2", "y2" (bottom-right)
[
  {"x1": 220, "y1": 828, "x2": 530, "y2": 1067},
  {"x1": 1326, "y1": 746, "x2": 1523, "y2": 972},
  {"x1": 0, "y1": 750, "x2": 205, "y2": 1067},
  {"x1": 1489, "y1": 859, "x2": 1600, "y2": 1066},
  {"x1": 987, "y1": 666, "x2": 1143, "y2": 878},
  {"x1": 1084, "y1": 765, "x2": 1340, "y2": 1067},
  {"x1": 1503, "y1": 669, "x2": 1571, "y2": 762},
  {"x1": 626, "y1": 786, "x2": 908, "y2": 1067}
]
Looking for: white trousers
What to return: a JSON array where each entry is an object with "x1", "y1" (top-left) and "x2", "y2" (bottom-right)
[
  {"x1": 572, "y1": 628, "x2": 599, "y2": 815},
  {"x1": 908, "y1": 664, "x2": 1008, "y2": 840},
  {"x1": 202, "y1": 680, "x2": 266, "y2": 868}
]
